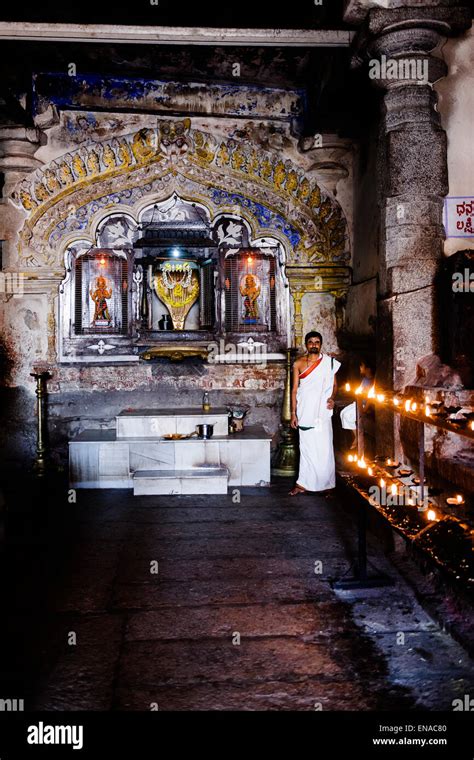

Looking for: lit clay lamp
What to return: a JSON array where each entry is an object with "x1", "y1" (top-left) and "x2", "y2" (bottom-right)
[
  {"x1": 446, "y1": 494, "x2": 465, "y2": 506},
  {"x1": 356, "y1": 458, "x2": 374, "y2": 488}
]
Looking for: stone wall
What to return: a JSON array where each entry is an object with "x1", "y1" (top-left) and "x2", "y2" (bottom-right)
[{"x1": 343, "y1": 120, "x2": 380, "y2": 350}]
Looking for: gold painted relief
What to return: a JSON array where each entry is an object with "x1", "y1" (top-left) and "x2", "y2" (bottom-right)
[
  {"x1": 154, "y1": 262, "x2": 200, "y2": 330},
  {"x1": 12, "y1": 119, "x2": 348, "y2": 271}
]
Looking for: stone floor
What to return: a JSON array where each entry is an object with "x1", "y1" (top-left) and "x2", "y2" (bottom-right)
[{"x1": 1, "y1": 477, "x2": 473, "y2": 711}]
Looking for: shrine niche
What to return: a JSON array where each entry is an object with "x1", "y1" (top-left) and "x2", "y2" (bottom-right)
[
  {"x1": 74, "y1": 249, "x2": 129, "y2": 335},
  {"x1": 225, "y1": 250, "x2": 277, "y2": 333},
  {"x1": 55, "y1": 193, "x2": 292, "y2": 362},
  {"x1": 133, "y1": 196, "x2": 218, "y2": 337}
]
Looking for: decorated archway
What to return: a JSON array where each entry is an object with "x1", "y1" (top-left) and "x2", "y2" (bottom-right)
[
  {"x1": 12, "y1": 119, "x2": 349, "y2": 265},
  {"x1": 11, "y1": 118, "x2": 351, "y2": 355}
]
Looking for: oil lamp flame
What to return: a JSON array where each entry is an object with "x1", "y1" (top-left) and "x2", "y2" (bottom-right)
[{"x1": 447, "y1": 494, "x2": 465, "y2": 505}]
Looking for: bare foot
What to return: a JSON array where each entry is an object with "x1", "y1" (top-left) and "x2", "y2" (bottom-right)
[{"x1": 289, "y1": 484, "x2": 307, "y2": 496}]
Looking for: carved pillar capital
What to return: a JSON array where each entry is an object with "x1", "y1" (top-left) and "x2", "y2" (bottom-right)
[
  {"x1": 0, "y1": 125, "x2": 43, "y2": 198},
  {"x1": 348, "y1": 2, "x2": 471, "y2": 89}
]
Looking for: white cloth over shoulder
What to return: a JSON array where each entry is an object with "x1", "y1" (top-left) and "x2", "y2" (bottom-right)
[
  {"x1": 296, "y1": 353, "x2": 341, "y2": 492},
  {"x1": 340, "y1": 401, "x2": 357, "y2": 430}
]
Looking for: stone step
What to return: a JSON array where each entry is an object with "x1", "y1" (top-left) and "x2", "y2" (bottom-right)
[{"x1": 133, "y1": 467, "x2": 229, "y2": 496}]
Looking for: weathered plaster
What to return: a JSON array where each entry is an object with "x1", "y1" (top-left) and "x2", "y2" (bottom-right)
[{"x1": 301, "y1": 292, "x2": 339, "y2": 354}]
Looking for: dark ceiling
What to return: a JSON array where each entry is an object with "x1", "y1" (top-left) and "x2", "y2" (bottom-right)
[
  {"x1": 0, "y1": 39, "x2": 376, "y2": 138},
  {"x1": 0, "y1": 1, "x2": 383, "y2": 138},
  {"x1": 0, "y1": 0, "x2": 348, "y2": 29}
]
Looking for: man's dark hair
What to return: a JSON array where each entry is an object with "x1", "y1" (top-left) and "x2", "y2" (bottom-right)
[
  {"x1": 359, "y1": 354, "x2": 375, "y2": 373},
  {"x1": 305, "y1": 331, "x2": 323, "y2": 345}
]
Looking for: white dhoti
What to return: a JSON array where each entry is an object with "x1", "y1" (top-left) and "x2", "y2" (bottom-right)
[
  {"x1": 340, "y1": 401, "x2": 357, "y2": 430},
  {"x1": 296, "y1": 353, "x2": 341, "y2": 492}
]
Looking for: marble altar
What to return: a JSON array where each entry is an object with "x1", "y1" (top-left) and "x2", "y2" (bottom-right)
[{"x1": 69, "y1": 408, "x2": 271, "y2": 495}]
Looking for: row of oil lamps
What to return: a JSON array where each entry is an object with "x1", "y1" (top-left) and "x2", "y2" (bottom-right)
[
  {"x1": 346, "y1": 452, "x2": 466, "y2": 523},
  {"x1": 344, "y1": 382, "x2": 474, "y2": 431}
]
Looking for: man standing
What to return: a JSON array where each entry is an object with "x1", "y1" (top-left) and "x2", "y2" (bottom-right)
[{"x1": 289, "y1": 332, "x2": 341, "y2": 495}]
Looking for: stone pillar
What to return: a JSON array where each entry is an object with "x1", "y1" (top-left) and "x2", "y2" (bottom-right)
[
  {"x1": 0, "y1": 120, "x2": 56, "y2": 387},
  {"x1": 346, "y1": 1, "x2": 471, "y2": 455}
]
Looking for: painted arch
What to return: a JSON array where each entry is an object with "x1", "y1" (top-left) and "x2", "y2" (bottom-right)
[{"x1": 11, "y1": 119, "x2": 349, "y2": 269}]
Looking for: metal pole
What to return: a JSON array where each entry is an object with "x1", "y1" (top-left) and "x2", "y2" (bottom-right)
[
  {"x1": 272, "y1": 348, "x2": 298, "y2": 477},
  {"x1": 356, "y1": 397, "x2": 364, "y2": 459},
  {"x1": 30, "y1": 371, "x2": 51, "y2": 475},
  {"x1": 418, "y1": 421, "x2": 426, "y2": 511}
]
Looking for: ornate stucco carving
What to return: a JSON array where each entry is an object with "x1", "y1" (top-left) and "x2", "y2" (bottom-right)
[{"x1": 10, "y1": 119, "x2": 349, "y2": 270}]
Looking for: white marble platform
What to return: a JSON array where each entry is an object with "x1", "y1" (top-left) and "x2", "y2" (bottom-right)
[
  {"x1": 69, "y1": 426, "x2": 272, "y2": 490},
  {"x1": 116, "y1": 407, "x2": 229, "y2": 439},
  {"x1": 133, "y1": 467, "x2": 229, "y2": 495}
]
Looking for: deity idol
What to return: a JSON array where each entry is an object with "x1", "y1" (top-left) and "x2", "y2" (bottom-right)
[
  {"x1": 90, "y1": 275, "x2": 112, "y2": 324},
  {"x1": 239, "y1": 273, "x2": 261, "y2": 321}
]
